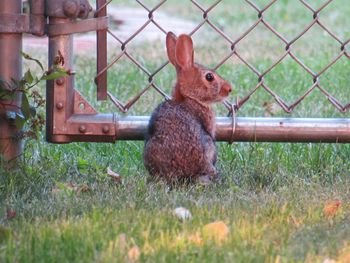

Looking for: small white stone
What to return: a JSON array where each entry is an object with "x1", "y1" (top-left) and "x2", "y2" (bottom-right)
[{"x1": 173, "y1": 207, "x2": 192, "y2": 221}]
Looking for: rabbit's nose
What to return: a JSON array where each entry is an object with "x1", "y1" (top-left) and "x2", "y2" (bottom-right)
[
  {"x1": 220, "y1": 83, "x2": 232, "y2": 97},
  {"x1": 223, "y1": 83, "x2": 232, "y2": 93}
]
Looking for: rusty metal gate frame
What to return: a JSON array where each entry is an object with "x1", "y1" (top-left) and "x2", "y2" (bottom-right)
[{"x1": 1, "y1": 0, "x2": 350, "y2": 161}]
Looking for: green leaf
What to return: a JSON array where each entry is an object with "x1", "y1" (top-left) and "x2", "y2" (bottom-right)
[
  {"x1": 18, "y1": 78, "x2": 27, "y2": 89},
  {"x1": 77, "y1": 157, "x2": 88, "y2": 168},
  {"x1": 24, "y1": 69, "x2": 34, "y2": 85},
  {"x1": 77, "y1": 157, "x2": 89, "y2": 174},
  {"x1": 41, "y1": 71, "x2": 68, "y2": 81},
  {"x1": 15, "y1": 112, "x2": 25, "y2": 129},
  {"x1": 0, "y1": 89, "x2": 15, "y2": 100},
  {"x1": 21, "y1": 51, "x2": 44, "y2": 71},
  {"x1": 21, "y1": 94, "x2": 31, "y2": 120}
]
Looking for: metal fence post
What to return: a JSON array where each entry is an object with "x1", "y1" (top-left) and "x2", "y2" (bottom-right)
[
  {"x1": 0, "y1": 1, "x2": 23, "y2": 161},
  {"x1": 46, "y1": 15, "x2": 75, "y2": 144}
]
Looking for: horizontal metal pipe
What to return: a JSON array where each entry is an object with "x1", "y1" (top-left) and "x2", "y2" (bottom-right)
[
  {"x1": 49, "y1": 114, "x2": 350, "y2": 143},
  {"x1": 114, "y1": 116, "x2": 350, "y2": 143}
]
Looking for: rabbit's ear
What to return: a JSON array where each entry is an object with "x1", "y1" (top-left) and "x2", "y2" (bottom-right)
[
  {"x1": 166, "y1": 32, "x2": 178, "y2": 66},
  {"x1": 175, "y1": 34, "x2": 194, "y2": 70}
]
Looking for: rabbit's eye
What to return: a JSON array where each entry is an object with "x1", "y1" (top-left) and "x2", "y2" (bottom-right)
[{"x1": 205, "y1": 73, "x2": 214, "y2": 82}]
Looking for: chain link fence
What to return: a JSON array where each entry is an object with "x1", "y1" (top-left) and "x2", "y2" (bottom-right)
[
  {"x1": 2, "y1": 0, "x2": 350, "y2": 160},
  {"x1": 94, "y1": 0, "x2": 350, "y2": 117}
]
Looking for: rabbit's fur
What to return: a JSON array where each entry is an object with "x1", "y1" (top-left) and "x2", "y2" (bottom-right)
[{"x1": 143, "y1": 32, "x2": 232, "y2": 184}]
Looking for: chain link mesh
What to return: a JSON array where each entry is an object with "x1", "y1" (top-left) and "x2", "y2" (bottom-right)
[{"x1": 95, "y1": 0, "x2": 350, "y2": 115}]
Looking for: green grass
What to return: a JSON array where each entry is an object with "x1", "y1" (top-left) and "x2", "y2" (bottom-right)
[
  {"x1": 2, "y1": 1, "x2": 350, "y2": 262},
  {"x1": 2, "y1": 141, "x2": 350, "y2": 262}
]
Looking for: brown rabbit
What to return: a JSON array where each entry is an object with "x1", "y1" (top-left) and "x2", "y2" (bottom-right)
[{"x1": 143, "y1": 32, "x2": 232, "y2": 184}]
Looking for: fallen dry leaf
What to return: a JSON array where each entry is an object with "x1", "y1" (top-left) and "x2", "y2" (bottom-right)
[
  {"x1": 127, "y1": 245, "x2": 141, "y2": 262},
  {"x1": 52, "y1": 182, "x2": 90, "y2": 194},
  {"x1": 187, "y1": 232, "x2": 203, "y2": 246},
  {"x1": 323, "y1": 199, "x2": 342, "y2": 218},
  {"x1": 78, "y1": 183, "x2": 90, "y2": 192},
  {"x1": 173, "y1": 207, "x2": 192, "y2": 221},
  {"x1": 202, "y1": 221, "x2": 229, "y2": 244},
  {"x1": 289, "y1": 214, "x2": 303, "y2": 227},
  {"x1": 107, "y1": 167, "x2": 122, "y2": 184}
]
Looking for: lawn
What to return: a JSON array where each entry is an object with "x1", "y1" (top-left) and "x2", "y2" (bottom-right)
[{"x1": 1, "y1": 1, "x2": 350, "y2": 262}]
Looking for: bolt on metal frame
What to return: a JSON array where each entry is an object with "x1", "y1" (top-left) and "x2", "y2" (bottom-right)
[{"x1": 1, "y1": 0, "x2": 350, "y2": 162}]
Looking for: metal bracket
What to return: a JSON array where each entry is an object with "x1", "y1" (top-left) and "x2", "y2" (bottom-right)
[
  {"x1": 67, "y1": 91, "x2": 115, "y2": 139},
  {"x1": 0, "y1": 14, "x2": 29, "y2": 33},
  {"x1": 73, "y1": 90, "x2": 97, "y2": 115},
  {"x1": 0, "y1": 13, "x2": 47, "y2": 36},
  {"x1": 46, "y1": 16, "x2": 108, "y2": 36},
  {"x1": 44, "y1": 0, "x2": 116, "y2": 144}
]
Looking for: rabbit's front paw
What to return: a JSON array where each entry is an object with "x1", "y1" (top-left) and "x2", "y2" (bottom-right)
[
  {"x1": 196, "y1": 167, "x2": 219, "y2": 185},
  {"x1": 196, "y1": 175, "x2": 213, "y2": 186}
]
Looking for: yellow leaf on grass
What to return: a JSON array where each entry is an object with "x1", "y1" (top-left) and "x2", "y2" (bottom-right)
[
  {"x1": 142, "y1": 241, "x2": 155, "y2": 255},
  {"x1": 202, "y1": 221, "x2": 229, "y2": 244},
  {"x1": 128, "y1": 246, "x2": 141, "y2": 262},
  {"x1": 323, "y1": 199, "x2": 342, "y2": 218},
  {"x1": 337, "y1": 245, "x2": 350, "y2": 263},
  {"x1": 187, "y1": 232, "x2": 203, "y2": 246},
  {"x1": 274, "y1": 255, "x2": 281, "y2": 263},
  {"x1": 289, "y1": 214, "x2": 303, "y2": 227},
  {"x1": 173, "y1": 231, "x2": 203, "y2": 249}
]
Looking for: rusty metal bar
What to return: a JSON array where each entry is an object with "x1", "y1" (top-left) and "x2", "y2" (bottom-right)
[
  {"x1": 215, "y1": 117, "x2": 350, "y2": 143},
  {"x1": 95, "y1": 0, "x2": 107, "y2": 101},
  {"x1": 29, "y1": 0, "x2": 45, "y2": 36},
  {"x1": 47, "y1": 16, "x2": 108, "y2": 36},
  {"x1": 47, "y1": 113, "x2": 350, "y2": 143},
  {"x1": 0, "y1": 0, "x2": 23, "y2": 161},
  {"x1": 45, "y1": 0, "x2": 116, "y2": 144},
  {"x1": 0, "y1": 14, "x2": 29, "y2": 33},
  {"x1": 46, "y1": 17, "x2": 75, "y2": 143},
  {"x1": 111, "y1": 116, "x2": 350, "y2": 143}
]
